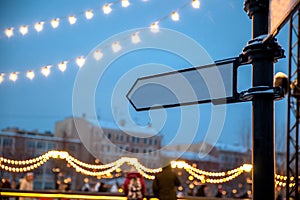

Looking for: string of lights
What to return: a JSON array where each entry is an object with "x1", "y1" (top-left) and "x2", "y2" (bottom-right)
[
  {"x1": 0, "y1": 0, "x2": 201, "y2": 85},
  {"x1": 0, "y1": 150, "x2": 298, "y2": 187},
  {"x1": 2, "y1": 0, "x2": 141, "y2": 39}
]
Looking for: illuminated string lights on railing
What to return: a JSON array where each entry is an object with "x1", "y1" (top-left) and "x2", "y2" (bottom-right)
[
  {"x1": 0, "y1": 0, "x2": 201, "y2": 84},
  {"x1": 171, "y1": 160, "x2": 249, "y2": 184},
  {"x1": 0, "y1": 150, "x2": 297, "y2": 187}
]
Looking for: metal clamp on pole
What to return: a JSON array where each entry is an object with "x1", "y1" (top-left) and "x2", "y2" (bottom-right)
[
  {"x1": 239, "y1": 86, "x2": 285, "y2": 101},
  {"x1": 238, "y1": 34, "x2": 285, "y2": 65}
]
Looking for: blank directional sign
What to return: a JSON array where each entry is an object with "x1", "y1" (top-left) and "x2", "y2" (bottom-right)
[{"x1": 127, "y1": 58, "x2": 239, "y2": 111}]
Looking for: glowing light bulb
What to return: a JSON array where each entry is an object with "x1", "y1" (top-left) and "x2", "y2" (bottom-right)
[
  {"x1": 9, "y1": 72, "x2": 18, "y2": 82},
  {"x1": 122, "y1": 0, "x2": 130, "y2": 8},
  {"x1": 171, "y1": 11, "x2": 180, "y2": 21},
  {"x1": 131, "y1": 32, "x2": 141, "y2": 44},
  {"x1": 150, "y1": 22, "x2": 159, "y2": 33},
  {"x1": 58, "y1": 61, "x2": 68, "y2": 72},
  {"x1": 85, "y1": 10, "x2": 94, "y2": 20},
  {"x1": 41, "y1": 66, "x2": 51, "y2": 77},
  {"x1": 103, "y1": 4, "x2": 112, "y2": 14},
  {"x1": 51, "y1": 18, "x2": 60, "y2": 29},
  {"x1": 192, "y1": 0, "x2": 200, "y2": 9},
  {"x1": 76, "y1": 56, "x2": 85, "y2": 68},
  {"x1": 5, "y1": 28, "x2": 14, "y2": 38},
  {"x1": 26, "y1": 70, "x2": 35, "y2": 80},
  {"x1": 68, "y1": 15, "x2": 77, "y2": 25},
  {"x1": 93, "y1": 50, "x2": 103, "y2": 61},
  {"x1": 0, "y1": 74, "x2": 4, "y2": 84},
  {"x1": 112, "y1": 42, "x2": 122, "y2": 52},
  {"x1": 242, "y1": 164, "x2": 253, "y2": 172},
  {"x1": 19, "y1": 25, "x2": 28, "y2": 35},
  {"x1": 34, "y1": 22, "x2": 44, "y2": 32}
]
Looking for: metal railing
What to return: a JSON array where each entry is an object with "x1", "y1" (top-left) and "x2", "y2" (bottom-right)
[{"x1": 0, "y1": 189, "x2": 250, "y2": 200}]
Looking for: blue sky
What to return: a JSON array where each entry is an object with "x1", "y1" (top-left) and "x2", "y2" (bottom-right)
[{"x1": 0, "y1": 0, "x2": 289, "y2": 149}]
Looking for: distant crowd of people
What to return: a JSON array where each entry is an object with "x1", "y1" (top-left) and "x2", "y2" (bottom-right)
[{"x1": 1, "y1": 172, "x2": 34, "y2": 200}]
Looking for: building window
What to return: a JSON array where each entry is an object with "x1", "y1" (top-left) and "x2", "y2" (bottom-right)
[
  {"x1": 143, "y1": 138, "x2": 147, "y2": 144},
  {"x1": 47, "y1": 143, "x2": 56, "y2": 150},
  {"x1": 26, "y1": 141, "x2": 35, "y2": 149},
  {"x1": 136, "y1": 138, "x2": 140, "y2": 143},
  {"x1": 120, "y1": 135, "x2": 123, "y2": 141},
  {"x1": 107, "y1": 133, "x2": 112, "y2": 139},
  {"x1": 132, "y1": 137, "x2": 136, "y2": 143},
  {"x1": 149, "y1": 139, "x2": 152, "y2": 145},
  {"x1": 126, "y1": 136, "x2": 130, "y2": 142},
  {"x1": 37, "y1": 141, "x2": 45, "y2": 150},
  {"x1": 68, "y1": 145, "x2": 76, "y2": 152},
  {"x1": 3, "y1": 138, "x2": 12, "y2": 147},
  {"x1": 154, "y1": 139, "x2": 158, "y2": 145}
]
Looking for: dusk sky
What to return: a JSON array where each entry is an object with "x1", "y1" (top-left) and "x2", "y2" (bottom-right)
[{"x1": 0, "y1": 0, "x2": 289, "y2": 150}]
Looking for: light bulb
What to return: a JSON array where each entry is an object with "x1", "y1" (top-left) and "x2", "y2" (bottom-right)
[
  {"x1": 0, "y1": 74, "x2": 4, "y2": 84},
  {"x1": 192, "y1": 0, "x2": 200, "y2": 9},
  {"x1": 76, "y1": 56, "x2": 85, "y2": 68},
  {"x1": 122, "y1": 0, "x2": 130, "y2": 8},
  {"x1": 41, "y1": 66, "x2": 51, "y2": 77},
  {"x1": 93, "y1": 50, "x2": 103, "y2": 61},
  {"x1": 19, "y1": 25, "x2": 28, "y2": 35},
  {"x1": 5, "y1": 28, "x2": 14, "y2": 38},
  {"x1": 34, "y1": 22, "x2": 44, "y2": 32},
  {"x1": 68, "y1": 15, "x2": 77, "y2": 25},
  {"x1": 171, "y1": 12, "x2": 180, "y2": 21},
  {"x1": 103, "y1": 4, "x2": 112, "y2": 14},
  {"x1": 112, "y1": 42, "x2": 122, "y2": 53},
  {"x1": 150, "y1": 22, "x2": 159, "y2": 33},
  {"x1": 9, "y1": 72, "x2": 18, "y2": 82},
  {"x1": 26, "y1": 70, "x2": 35, "y2": 80},
  {"x1": 51, "y1": 18, "x2": 60, "y2": 29},
  {"x1": 85, "y1": 10, "x2": 94, "y2": 20},
  {"x1": 58, "y1": 61, "x2": 68, "y2": 72},
  {"x1": 131, "y1": 32, "x2": 141, "y2": 44}
]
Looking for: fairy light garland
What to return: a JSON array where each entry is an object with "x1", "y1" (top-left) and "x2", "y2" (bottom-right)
[
  {"x1": 0, "y1": 150, "x2": 296, "y2": 187},
  {"x1": 2, "y1": 0, "x2": 199, "y2": 39},
  {"x1": 0, "y1": 0, "x2": 201, "y2": 84},
  {"x1": 2, "y1": 0, "x2": 135, "y2": 38}
]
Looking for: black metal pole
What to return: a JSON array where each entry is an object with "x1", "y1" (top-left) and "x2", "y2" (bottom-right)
[{"x1": 244, "y1": 0, "x2": 275, "y2": 199}]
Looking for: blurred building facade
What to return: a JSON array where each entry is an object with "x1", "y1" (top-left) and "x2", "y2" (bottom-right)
[
  {"x1": 0, "y1": 116, "x2": 284, "y2": 193},
  {"x1": 0, "y1": 127, "x2": 90, "y2": 190}
]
